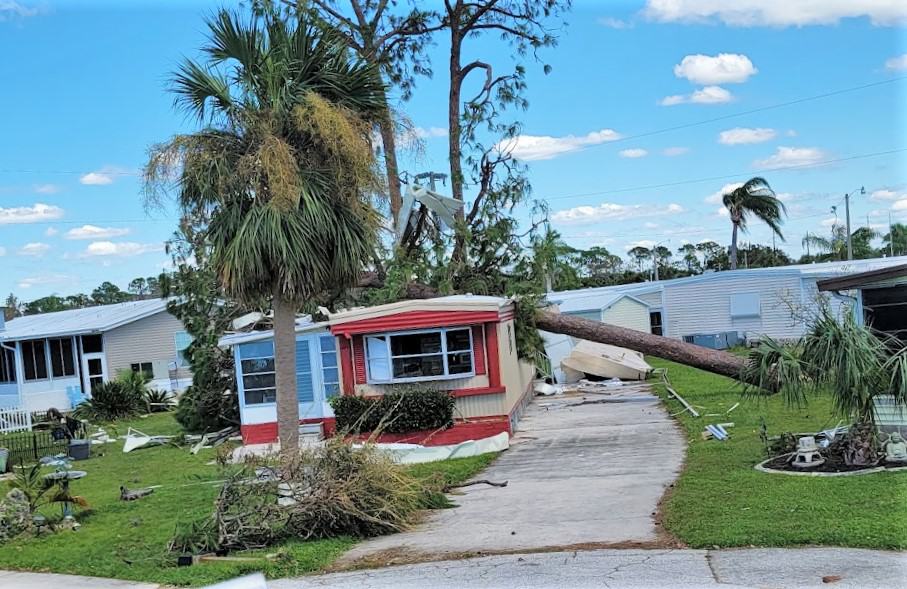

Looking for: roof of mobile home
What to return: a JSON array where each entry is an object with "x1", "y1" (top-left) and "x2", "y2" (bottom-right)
[
  {"x1": 547, "y1": 255, "x2": 907, "y2": 303},
  {"x1": 0, "y1": 299, "x2": 169, "y2": 341}
]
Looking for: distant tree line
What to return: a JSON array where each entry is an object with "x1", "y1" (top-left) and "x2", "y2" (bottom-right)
[{"x1": 4, "y1": 276, "x2": 162, "y2": 319}]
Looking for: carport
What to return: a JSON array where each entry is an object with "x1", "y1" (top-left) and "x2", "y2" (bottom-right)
[{"x1": 817, "y1": 263, "x2": 907, "y2": 339}]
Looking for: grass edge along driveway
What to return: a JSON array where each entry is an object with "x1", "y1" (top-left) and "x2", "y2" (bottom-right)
[{"x1": 649, "y1": 358, "x2": 907, "y2": 550}]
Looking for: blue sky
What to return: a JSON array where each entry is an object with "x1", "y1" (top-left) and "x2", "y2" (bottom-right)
[{"x1": 1, "y1": 0, "x2": 905, "y2": 300}]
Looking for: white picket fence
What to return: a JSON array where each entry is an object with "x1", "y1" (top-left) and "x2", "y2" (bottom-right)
[{"x1": 0, "y1": 406, "x2": 32, "y2": 434}]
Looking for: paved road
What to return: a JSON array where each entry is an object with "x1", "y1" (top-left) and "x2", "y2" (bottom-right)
[
  {"x1": 273, "y1": 548, "x2": 907, "y2": 589},
  {"x1": 340, "y1": 385, "x2": 686, "y2": 565}
]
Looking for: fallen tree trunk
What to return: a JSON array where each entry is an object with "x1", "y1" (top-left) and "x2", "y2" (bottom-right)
[{"x1": 535, "y1": 310, "x2": 747, "y2": 382}]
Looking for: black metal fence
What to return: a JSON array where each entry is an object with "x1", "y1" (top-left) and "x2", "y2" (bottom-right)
[{"x1": 0, "y1": 418, "x2": 87, "y2": 471}]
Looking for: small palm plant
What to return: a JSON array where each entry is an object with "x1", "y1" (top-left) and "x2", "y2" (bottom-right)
[{"x1": 743, "y1": 308, "x2": 907, "y2": 466}]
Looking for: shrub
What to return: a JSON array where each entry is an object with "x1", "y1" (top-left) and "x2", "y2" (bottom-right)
[
  {"x1": 73, "y1": 381, "x2": 144, "y2": 421},
  {"x1": 174, "y1": 347, "x2": 239, "y2": 433},
  {"x1": 144, "y1": 389, "x2": 173, "y2": 413},
  {"x1": 330, "y1": 385, "x2": 455, "y2": 434}
]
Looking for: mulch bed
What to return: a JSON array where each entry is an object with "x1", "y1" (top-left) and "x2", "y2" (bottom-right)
[{"x1": 763, "y1": 453, "x2": 907, "y2": 473}]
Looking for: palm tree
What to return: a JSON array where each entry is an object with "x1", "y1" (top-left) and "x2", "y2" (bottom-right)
[
  {"x1": 722, "y1": 178, "x2": 786, "y2": 270},
  {"x1": 803, "y1": 225, "x2": 880, "y2": 261},
  {"x1": 145, "y1": 8, "x2": 384, "y2": 449},
  {"x1": 883, "y1": 223, "x2": 907, "y2": 257}
]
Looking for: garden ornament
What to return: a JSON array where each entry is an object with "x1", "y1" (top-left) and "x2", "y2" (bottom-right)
[
  {"x1": 883, "y1": 432, "x2": 907, "y2": 464},
  {"x1": 792, "y1": 436, "x2": 824, "y2": 468}
]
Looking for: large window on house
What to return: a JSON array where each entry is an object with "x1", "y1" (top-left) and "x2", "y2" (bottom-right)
[
  {"x1": 0, "y1": 346, "x2": 15, "y2": 383},
  {"x1": 238, "y1": 341, "x2": 276, "y2": 405},
  {"x1": 365, "y1": 327, "x2": 474, "y2": 384},
  {"x1": 49, "y1": 337, "x2": 76, "y2": 378},
  {"x1": 130, "y1": 362, "x2": 154, "y2": 379},
  {"x1": 81, "y1": 334, "x2": 103, "y2": 354},
  {"x1": 21, "y1": 339, "x2": 48, "y2": 381}
]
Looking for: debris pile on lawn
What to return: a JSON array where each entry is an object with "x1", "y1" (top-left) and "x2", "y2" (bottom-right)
[
  {"x1": 172, "y1": 438, "x2": 434, "y2": 553},
  {"x1": 0, "y1": 489, "x2": 32, "y2": 543}
]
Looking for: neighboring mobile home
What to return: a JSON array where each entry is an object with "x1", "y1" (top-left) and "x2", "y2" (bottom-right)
[
  {"x1": 0, "y1": 300, "x2": 192, "y2": 411},
  {"x1": 222, "y1": 295, "x2": 536, "y2": 446},
  {"x1": 547, "y1": 255, "x2": 907, "y2": 344}
]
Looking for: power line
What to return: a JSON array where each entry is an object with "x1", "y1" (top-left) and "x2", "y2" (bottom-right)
[
  {"x1": 542, "y1": 148, "x2": 906, "y2": 202},
  {"x1": 565, "y1": 76, "x2": 906, "y2": 154}
]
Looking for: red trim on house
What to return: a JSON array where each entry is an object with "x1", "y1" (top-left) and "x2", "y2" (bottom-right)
[
  {"x1": 331, "y1": 310, "x2": 502, "y2": 336},
  {"x1": 241, "y1": 416, "x2": 508, "y2": 446},
  {"x1": 485, "y1": 322, "x2": 501, "y2": 388},
  {"x1": 471, "y1": 325, "x2": 486, "y2": 375},
  {"x1": 338, "y1": 337, "x2": 355, "y2": 395},
  {"x1": 241, "y1": 417, "x2": 337, "y2": 445},
  {"x1": 451, "y1": 386, "x2": 506, "y2": 398}
]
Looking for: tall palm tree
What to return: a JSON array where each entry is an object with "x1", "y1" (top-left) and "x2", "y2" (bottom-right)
[
  {"x1": 803, "y1": 225, "x2": 880, "y2": 261},
  {"x1": 145, "y1": 8, "x2": 384, "y2": 449},
  {"x1": 883, "y1": 223, "x2": 907, "y2": 257},
  {"x1": 722, "y1": 177, "x2": 786, "y2": 270}
]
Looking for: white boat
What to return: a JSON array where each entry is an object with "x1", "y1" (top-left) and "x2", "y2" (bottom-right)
[{"x1": 561, "y1": 340, "x2": 652, "y2": 381}]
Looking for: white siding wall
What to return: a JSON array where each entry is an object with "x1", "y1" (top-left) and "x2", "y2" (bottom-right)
[
  {"x1": 663, "y1": 273, "x2": 805, "y2": 340},
  {"x1": 601, "y1": 297, "x2": 651, "y2": 332},
  {"x1": 634, "y1": 290, "x2": 664, "y2": 308},
  {"x1": 105, "y1": 311, "x2": 192, "y2": 383}
]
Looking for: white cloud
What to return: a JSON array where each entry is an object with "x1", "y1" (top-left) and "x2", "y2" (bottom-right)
[
  {"x1": 643, "y1": 0, "x2": 907, "y2": 27},
  {"x1": 598, "y1": 17, "x2": 632, "y2": 28},
  {"x1": 704, "y1": 182, "x2": 744, "y2": 204},
  {"x1": 871, "y1": 189, "x2": 905, "y2": 201},
  {"x1": 644, "y1": 222, "x2": 660, "y2": 229},
  {"x1": 619, "y1": 148, "x2": 648, "y2": 158},
  {"x1": 716, "y1": 206, "x2": 729, "y2": 217},
  {"x1": 18, "y1": 242, "x2": 50, "y2": 257},
  {"x1": 81, "y1": 241, "x2": 163, "y2": 257},
  {"x1": 17, "y1": 274, "x2": 74, "y2": 289},
  {"x1": 0, "y1": 1, "x2": 41, "y2": 20},
  {"x1": 893, "y1": 199, "x2": 907, "y2": 212},
  {"x1": 663, "y1": 146, "x2": 690, "y2": 156},
  {"x1": 552, "y1": 202, "x2": 683, "y2": 225},
  {"x1": 33, "y1": 184, "x2": 59, "y2": 194},
  {"x1": 660, "y1": 85, "x2": 733, "y2": 105},
  {"x1": 44, "y1": 227, "x2": 58, "y2": 237},
  {"x1": 497, "y1": 129, "x2": 622, "y2": 161},
  {"x1": 885, "y1": 54, "x2": 907, "y2": 71},
  {"x1": 625, "y1": 240, "x2": 657, "y2": 251},
  {"x1": 753, "y1": 146, "x2": 827, "y2": 169},
  {"x1": 674, "y1": 53, "x2": 757, "y2": 84},
  {"x1": 0, "y1": 203, "x2": 64, "y2": 224},
  {"x1": 65, "y1": 224, "x2": 131, "y2": 240},
  {"x1": 414, "y1": 126, "x2": 448, "y2": 138},
  {"x1": 80, "y1": 171, "x2": 114, "y2": 185},
  {"x1": 718, "y1": 127, "x2": 777, "y2": 145}
]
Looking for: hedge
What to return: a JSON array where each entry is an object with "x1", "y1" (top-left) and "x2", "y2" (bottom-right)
[{"x1": 330, "y1": 385, "x2": 455, "y2": 434}]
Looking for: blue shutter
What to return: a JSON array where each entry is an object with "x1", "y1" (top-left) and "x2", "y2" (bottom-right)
[{"x1": 295, "y1": 339, "x2": 314, "y2": 403}]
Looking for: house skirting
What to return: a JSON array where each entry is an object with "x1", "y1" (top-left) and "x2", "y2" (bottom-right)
[{"x1": 239, "y1": 415, "x2": 511, "y2": 447}]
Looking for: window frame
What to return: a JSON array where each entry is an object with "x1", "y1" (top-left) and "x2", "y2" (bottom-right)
[
  {"x1": 319, "y1": 335, "x2": 340, "y2": 399},
  {"x1": 21, "y1": 339, "x2": 49, "y2": 382},
  {"x1": 365, "y1": 327, "x2": 475, "y2": 385},
  {"x1": 130, "y1": 362, "x2": 154, "y2": 380},
  {"x1": 0, "y1": 345, "x2": 15, "y2": 384},
  {"x1": 48, "y1": 337, "x2": 76, "y2": 378},
  {"x1": 238, "y1": 344, "x2": 277, "y2": 406}
]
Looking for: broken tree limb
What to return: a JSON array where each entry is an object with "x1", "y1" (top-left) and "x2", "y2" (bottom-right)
[
  {"x1": 662, "y1": 372, "x2": 700, "y2": 418},
  {"x1": 445, "y1": 479, "x2": 508, "y2": 491},
  {"x1": 535, "y1": 310, "x2": 748, "y2": 383}
]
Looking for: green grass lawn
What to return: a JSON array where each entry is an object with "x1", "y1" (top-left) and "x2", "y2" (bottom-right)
[
  {"x1": 0, "y1": 413, "x2": 495, "y2": 586},
  {"x1": 650, "y1": 358, "x2": 907, "y2": 550}
]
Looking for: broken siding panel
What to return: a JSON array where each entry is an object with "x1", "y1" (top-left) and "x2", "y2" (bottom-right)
[
  {"x1": 104, "y1": 311, "x2": 191, "y2": 380},
  {"x1": 663, "y1": 273, "x2": 804, "y2": 340},
  {"x1": 601, "y1": 297, "x2": 650, "y2": 332}
]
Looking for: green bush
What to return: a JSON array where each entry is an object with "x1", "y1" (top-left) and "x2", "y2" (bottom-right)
[
  {"x1": 73, "y1": 380, "x2": 145, "y2": 421},
  {"x1": 330, "y1": 385, "x2": 455, "y2": 434},
  {"x1": 174, "y1": 346, "x2": 238, "y2": 433}
]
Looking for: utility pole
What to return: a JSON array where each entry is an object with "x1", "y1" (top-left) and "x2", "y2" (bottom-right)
[{"x1": 843, "y1": 186, "x2": 865, "y2": 261}]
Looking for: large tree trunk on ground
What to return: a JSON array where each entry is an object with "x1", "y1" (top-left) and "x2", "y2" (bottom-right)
[
  {"x1": 273, "y1": 293, "x2": 299, "y2": 450},
  {"x1": 536, "y1": 310, "x2": 747, "y2": 382}
]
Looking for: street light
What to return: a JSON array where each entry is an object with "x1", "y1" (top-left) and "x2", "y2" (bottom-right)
[{"x1": 843, "y1": 186, "x2": 865, "y2": 261}]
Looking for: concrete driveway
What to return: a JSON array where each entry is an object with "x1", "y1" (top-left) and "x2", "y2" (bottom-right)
[{"x1": 339, "y1": 383, "x2": 686, "y2": 566}]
